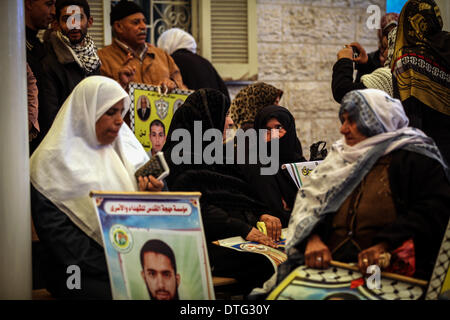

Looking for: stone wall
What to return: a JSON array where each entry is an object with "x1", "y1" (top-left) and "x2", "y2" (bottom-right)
[{"x1": 230, "y1": 0, "x2": 386, "y2": 159}]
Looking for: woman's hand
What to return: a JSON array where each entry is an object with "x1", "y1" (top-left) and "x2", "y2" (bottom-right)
[
  {"x1": 358, "y1": 242, "x2": 389, "y2": 274},
  {"x1": 305, "y1": 234, "x2": 332, "y2": 269},
  {"x1": 259, "y1": 214, "x2": 282, "y2": 241},
  {"x1": 246, "y1": 227, "x2": 277, "y2": 248},
  {"x1": 138, "y1": 175, "x2": 164, "y2": 191},
  {"x1": 349, "y1": 42, "x2": 368, "y2": 64}
]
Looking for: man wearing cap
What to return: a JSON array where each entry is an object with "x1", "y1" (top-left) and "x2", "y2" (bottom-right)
[{"x1": 98, "y1": 0, "x2": 185, "y2": 91}]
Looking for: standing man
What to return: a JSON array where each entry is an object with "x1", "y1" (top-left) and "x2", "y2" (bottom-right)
[
  {"x1": 149, "y1": 119, "x2": 166, "y2": 156},
  {"x1": 98, "y1": 0, "x2": 186, "y2": 92},
  {"x1": 25, "y1": 0, "x2": 56, "y2": 154},
  {"x1": 25, "y1": 0, "x2": 55, "y2": 77},
  {"x1": 140, "y1": 239, "x2": 181, "y2": 300},
  {"x1": 37, "y1": 0, "x2": 101, "y2": 145}
]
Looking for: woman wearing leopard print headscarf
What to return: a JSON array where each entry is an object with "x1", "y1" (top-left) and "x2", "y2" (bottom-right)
[{"x1": 228, "y1": 82, "x2": 283, "y2": 131}]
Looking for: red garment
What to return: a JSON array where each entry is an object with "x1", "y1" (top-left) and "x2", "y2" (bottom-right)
[
  {"x1": 27, "y1": 63, "x2": 40, "y2": 141},
  {"x1": 385, "y1": 239, "x2": 416, "y2": 277}
]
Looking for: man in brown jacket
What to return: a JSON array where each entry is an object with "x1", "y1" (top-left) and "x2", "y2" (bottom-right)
[{"x1": 98, "y1": 0, "x2": 185, "y2": 91}]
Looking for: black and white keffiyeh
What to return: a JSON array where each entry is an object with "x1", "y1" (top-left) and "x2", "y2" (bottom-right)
[{"x1": 58, "y1": 31, "x2": 101, "y2": 74}]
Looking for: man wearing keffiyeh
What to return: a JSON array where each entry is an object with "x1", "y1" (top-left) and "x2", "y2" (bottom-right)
[{"x1": 34, "y1": 0, "x2": 101, "y2": 151}]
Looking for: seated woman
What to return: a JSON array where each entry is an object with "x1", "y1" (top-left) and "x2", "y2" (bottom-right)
[
  {"x1": 240, "y1": 105, "x2": 306, "y2": 229},
  {"x1": 157, "y1": 28, "x2": 230, "y2": 100},
  {"x1": 228, "y1": 82, "x2": 283, "y2": 131},
  {"x1": 280, "y1": 89, "x2": 450, "y2": 284},
  {"x1": 30, "y1": 76, "x2": 163, "y2": 299},
  {"x1": 163, "y1": 88, "x2": 279, "y2": 292},
  {"x1": 332, "y1": 26, "x2": 397, "y2": 103}
]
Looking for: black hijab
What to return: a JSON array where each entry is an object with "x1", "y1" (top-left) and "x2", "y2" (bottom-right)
[
  {"x1": 241, "y1": 105, "x2": 306, "y2": 226},
  {"x1": 254, "y1": 105, "x2": 305, "y2": 164},
  {"x1": 162, "y1": 88, "x2": 269, "y2": 240}
]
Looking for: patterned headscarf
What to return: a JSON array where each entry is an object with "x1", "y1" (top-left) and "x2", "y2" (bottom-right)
[
  {"x1": 228, "y1": 82, "x2": 283, "y2": 129},
  {"x1": 390, "y1": 0, "x2": 450, "y2": 116},
  {"x1": 58, "y1": 31, "x2": 101, "y2": 74},
  {"x1": 378, "y1": 12, "x2": 399, "y2": 43},
  {"x1": 359, "y1": 27, "x2": 398, "y2": 97},
  {"x1": 384, "y1": 26, "x2": 397, "y2": 67}
]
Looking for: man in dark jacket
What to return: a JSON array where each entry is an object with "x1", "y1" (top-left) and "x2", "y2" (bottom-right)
[
  {"x1": 37, "y1": 0, "x2": 100, "y2": 146},
  {"x1": 25, "y1": 0, "x2": 55, "y2": 79},
  {"x1": 25, "y1": 0, "x2": 56, "y2": 154}
]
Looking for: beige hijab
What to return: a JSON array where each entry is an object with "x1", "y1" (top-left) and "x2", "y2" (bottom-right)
[{"x1": 30, "y1": 76, "x2": 148, "y2": 244}]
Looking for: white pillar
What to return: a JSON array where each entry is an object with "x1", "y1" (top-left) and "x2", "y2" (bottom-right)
[{"x1": 0, "y1": 0, "x2": 31, "y2": 299}]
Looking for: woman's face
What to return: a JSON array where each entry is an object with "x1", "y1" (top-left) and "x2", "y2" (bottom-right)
[
  {"x1": 274, "y1": 96, "x2": 281, "y2": 106},
  {"x1": 223, "y1": 115, "x2": 235, "y2": 141},
  {"x1": 339, "y1": 111, "x2": 367, "y2": 146},
  {"x1": 265, "y1": 117, "x2": 287, "y2": 142},
  {"x1": 95, "y1": 99, "x2": 125, "y2": 145}
]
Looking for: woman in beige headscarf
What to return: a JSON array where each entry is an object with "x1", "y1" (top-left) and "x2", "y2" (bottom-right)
[{"x1": 30, "y1": 76, "x2": 162, "y2": 299}]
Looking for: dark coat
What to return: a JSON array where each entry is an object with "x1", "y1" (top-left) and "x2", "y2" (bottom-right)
[
  {"x1": 36, "y1": 33, "x2": 100, "y2": 148},
  {"x1": 310, "y1": 149, "x2": 450, "y2": 280},
  {"x1": 163, "y1": 89, "x2": 267, "y2": 241},
  {"x1": 355, "y1": 50, "x2": 381, "y2": 82},
  {"x1": 331, "y1": 58, "x2": 366, "y2": 103},
  {"x1": 239, "y1": 105, "x2": 306, "y2": 227},
  {"x1": 171, "y1": 49, "x2": 230, "y2": 101},
  {"x1": 393, "y1": 79, "x2": 450, "y2": 163},
  {"x1": 137, "y1": 108, "x2": 150, "y2": 121},
  {"x1": 31, "y1": 184, "x2": 111, "y2": 299}
]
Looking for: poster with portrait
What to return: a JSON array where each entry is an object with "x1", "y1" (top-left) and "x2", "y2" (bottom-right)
[
  {"x1": 214, "y1": 229, "x2": 288, "y2": 270},
  {"x1": 129, "y1": 82, "x2": 193, "y2": 153},
  {"x1": 267, "y1": 262, "x2": 427, "y2": 300},
  {"x1": 91, "y1": 191, "x2": 215, "y2": 300},
  {"x1": 425, "y1": 219, "x2": 450, "y2": 300},
  {"x1": 282, "y1": 161, "x2": 322, "y2": 189}
]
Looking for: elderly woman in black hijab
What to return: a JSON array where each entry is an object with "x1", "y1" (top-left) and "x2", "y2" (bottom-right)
[
  {"x1": 162, "y1": 88, "x2": 278, "y2": 293},
  {"x1": 240, "y1": 105, "x2": 306, "y2": 232}
]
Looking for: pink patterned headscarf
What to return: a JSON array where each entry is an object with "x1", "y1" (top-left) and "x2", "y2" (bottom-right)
[{"x1": 378, "y1": 12, "x2": 399, "y2": 42}]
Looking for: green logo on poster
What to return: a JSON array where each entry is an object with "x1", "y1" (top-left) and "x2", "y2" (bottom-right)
[{"x1": 110, "y1": 224, "x2": 133, "y2": 253}]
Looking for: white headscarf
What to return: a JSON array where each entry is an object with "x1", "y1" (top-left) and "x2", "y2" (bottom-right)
[
  {"x1": 157, "y1": 28, "x2": 197, "y2": 55},
  {"x1": 30, "y1": 76, "x2": 149, "y2": 244},
  {"x1": 286, "y1": 89, "x2": 447, "y2": 253}
]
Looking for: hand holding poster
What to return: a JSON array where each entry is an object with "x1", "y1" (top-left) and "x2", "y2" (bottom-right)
[
  {"x1": 129, "y1": 82, "x2": 193, "y2": 154},
  {"x1": 214, "y1": 228, "x2": 288, "y2": 270},
  {"x1": 91, "y1": 191, "x2": 214, "y2": 300}
]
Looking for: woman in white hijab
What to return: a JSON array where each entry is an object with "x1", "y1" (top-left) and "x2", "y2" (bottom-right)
[
  {"x1": 30, "y1": 76, "x2": 162, "y2": 299},
  {"x1": 157, "y1": 28, "x2": 230, "y2": 100}
]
